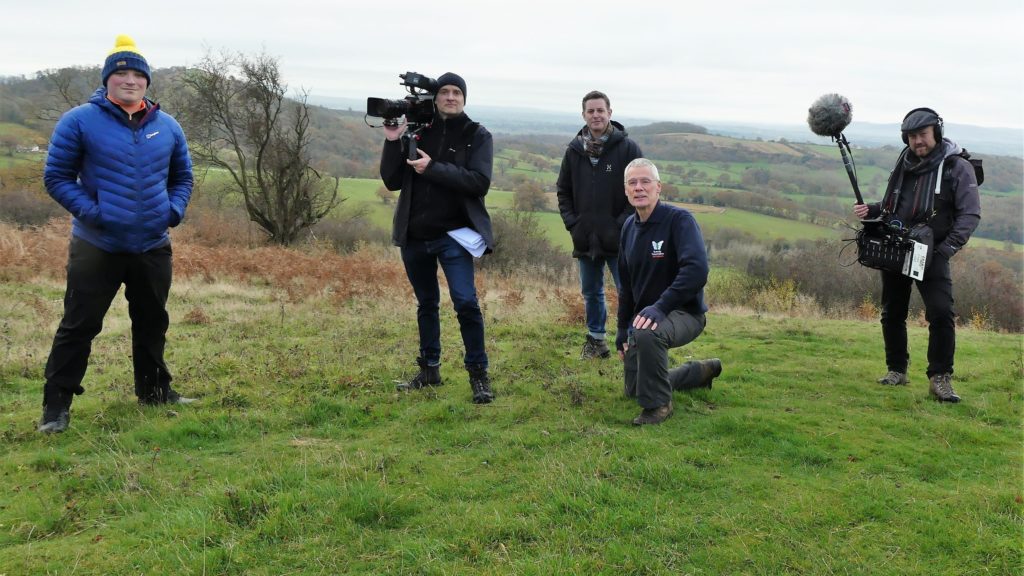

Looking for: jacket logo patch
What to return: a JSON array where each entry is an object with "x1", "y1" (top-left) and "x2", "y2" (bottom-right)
[
  {"x1": 146, "y1": 131, "x2": 160, "y2": 139},
  {"x1": 651, "y1": 240, "x2": 665, "y2": 259},
  {"x1": 605, "y1": 163, "x2": 613, "y2": 172}
]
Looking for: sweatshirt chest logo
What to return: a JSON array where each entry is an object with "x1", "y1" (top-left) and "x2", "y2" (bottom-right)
[{"x1": 651, "y1": 240, "x2": 665, "y2": 259}]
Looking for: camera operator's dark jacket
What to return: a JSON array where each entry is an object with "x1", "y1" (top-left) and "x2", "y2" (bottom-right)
[
  {"x1": 381, "y1": 112, "x2": 494, "y2": 253},
  {"x1": 556, "y1": 121, "x2": 642, "y2": 259},
  {"x1": 863, "y1": 138, "x2": 980, "y2": 260}
]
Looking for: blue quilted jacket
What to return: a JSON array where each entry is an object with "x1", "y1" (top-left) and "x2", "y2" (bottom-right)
[{"x1": 44, "y1": 87, "x2": 193, "y2": 254}]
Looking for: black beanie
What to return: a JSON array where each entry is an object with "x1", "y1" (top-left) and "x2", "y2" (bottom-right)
[{"x1": 435, "y1": 72, "x2": 467, "y2": 102}]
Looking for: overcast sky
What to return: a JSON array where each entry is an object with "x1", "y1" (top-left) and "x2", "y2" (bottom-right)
[{"x1": 2, "y1": 0, "x2": 1022, "y2": 129}]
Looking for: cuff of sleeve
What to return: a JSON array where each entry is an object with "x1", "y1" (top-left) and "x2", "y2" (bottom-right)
[{"x1": 936, "y1": 244, "x2": 956, "y2": 259}]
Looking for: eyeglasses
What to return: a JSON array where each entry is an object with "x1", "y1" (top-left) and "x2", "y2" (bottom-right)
[{"x1": 626, "y1": 178, "x2": 656, "y2": 187}]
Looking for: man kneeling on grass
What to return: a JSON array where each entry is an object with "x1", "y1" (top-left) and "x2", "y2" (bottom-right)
[{"x1": 616, "y1": 158, "x2": 722, "y2": 426}]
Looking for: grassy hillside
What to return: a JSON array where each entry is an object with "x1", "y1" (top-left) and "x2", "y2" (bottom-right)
[{"x1": 1, "y1": 235, "x2": 1021, "y2": 574}]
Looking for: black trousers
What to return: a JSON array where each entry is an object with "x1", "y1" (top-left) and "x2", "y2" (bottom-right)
[
  {"x1": 879, "y1": 255, "x2": 955, "y2": 376},
  {"x1": 44, "y1": 237, "x2": 174, "y2": 397}
]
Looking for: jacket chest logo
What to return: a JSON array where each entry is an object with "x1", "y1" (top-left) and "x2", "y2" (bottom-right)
[
  {"x1": 146, "y1": 131, "x2": 160, "y2": 139},
  {"x1": 651, "y1": 240, "x2": 665, "y2": 259},
  {"x1": 605, "y1": 163, "x2": 613, "y2": 172}
]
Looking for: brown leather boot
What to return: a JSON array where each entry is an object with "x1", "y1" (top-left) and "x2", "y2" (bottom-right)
[{"x1": 632, "y1": 402, "x2": 673, "y2": 425}]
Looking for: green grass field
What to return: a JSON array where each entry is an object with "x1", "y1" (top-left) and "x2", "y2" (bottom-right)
[{"x1": 1, "y1": 259, "x2": 1021, "y2": 574}]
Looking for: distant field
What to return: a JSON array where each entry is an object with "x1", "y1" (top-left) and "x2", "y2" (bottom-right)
[
  {"x1": 657, "y1": 132, "x2": 810, "y2": 156},
  {"x1": 0, "y1": 122, "x2": 47, "y2": 142}
]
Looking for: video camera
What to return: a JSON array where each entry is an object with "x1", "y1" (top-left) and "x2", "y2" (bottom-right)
[{"x1": 366, "y1": 72, "x2": 438, "y2": 128}]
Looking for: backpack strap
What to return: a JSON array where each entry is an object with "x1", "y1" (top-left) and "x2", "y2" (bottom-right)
[{"x1": 944, "y1": 149, "x2": 985, "y2": 186}]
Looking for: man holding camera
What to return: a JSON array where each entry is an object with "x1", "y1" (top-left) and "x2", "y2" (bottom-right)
[
  {"x1": 852, "y1": 108, "x2": 980, "y2": 402},
  {"x1": 557, "y1": 91, "x2": 642, "y2": 359},
  {"x1": 380, "y1": 72, "x2": 495, "y2": 404},
  {"x1": 617, "y1": 158, "x2": 722, "y2": 425}
]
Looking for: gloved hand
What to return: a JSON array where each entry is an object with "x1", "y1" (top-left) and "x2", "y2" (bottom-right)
[{"x1": 633, "y1": 305, "x2": 665, "y2": 330}]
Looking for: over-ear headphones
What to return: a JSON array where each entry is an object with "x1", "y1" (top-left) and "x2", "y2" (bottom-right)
[{"x1": 901, "y1": 107, "x2": 943, "y2": 144}]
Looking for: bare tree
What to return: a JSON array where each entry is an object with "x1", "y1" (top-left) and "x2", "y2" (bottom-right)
[
  {"x1": 180, "y1": 49, "x2": 341, "y2": 245},
  {"x1": 36, "y1": 66, "x2": 96, "y2": 121}
]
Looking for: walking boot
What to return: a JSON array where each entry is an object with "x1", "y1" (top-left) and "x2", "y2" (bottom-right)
[
  {"x1": 396, "y1": 357, "x2": 443, "y2": 391},
  {"x1": 580, "y1": 335, "x2": 611, "y2": 359},
  {"x1": 878, "y1": 371, "x2": 909, "y2": 386},
  {"x1": 696, "y1": 358, "x2": 722, "y2": 389},
  {"x1": 38, "y1": 385, "x2": 73, "y2": 434},
  {"x1": 467, "y1": 364, "x2": 494, "y2": 404},
  {"x1": 138, "y1": 374, "x2": 196, "y2": 405},
  {"x1": 632, "y1": 402, "x2": 673, "y2": 426},
  {"x1": 929, "y1": 373, "x2": 961, "y2": 403}
]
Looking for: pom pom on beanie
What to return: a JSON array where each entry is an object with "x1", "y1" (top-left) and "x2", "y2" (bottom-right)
[{"x1": 102, "y1": 35, "x2": 151, "y2": 86}]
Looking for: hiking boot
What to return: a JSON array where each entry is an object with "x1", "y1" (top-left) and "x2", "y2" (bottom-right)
[
  {"x1": 580, "y1": 335, "x2": 611, "y2": 359},
  {"x1": 632, "y1": 402, "x2": 673, "y2": 426},
  {"x1": 696, "y1": 358, "x2": 722, "y2": 389},
  {"x1": 139, "y1": 385, "x2": 196, "y2": 406},
  {"x1": 878, "y1": 371, "x2": 909, "y2": 386},
  {"x1": 468, "y1": 365, "x2": 494, "y2": 404},
  {"x1": 928, "y1": 373, "x2": 960, "y2": 403},
  {"x1": 38, "y1": 387, "x2": 73, "y2": 434},
  {"x1": 396, "y1": 357, "x2": 443, "y2": 391}
]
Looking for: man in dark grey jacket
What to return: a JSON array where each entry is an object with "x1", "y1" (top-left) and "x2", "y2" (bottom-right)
[
  {"x1": 853, "y1": 107, "x2": 981, "y2": 402},
  {"x1": 380, "y1": 72, "x2": 495, "y2": 404},
  {"x1": 557, "y1": 90, "x2": 642, "y2": 359}
]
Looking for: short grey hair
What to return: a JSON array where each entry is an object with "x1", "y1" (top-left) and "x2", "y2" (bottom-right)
[{"x1": 624, "y1": 158, "x2": 660, "y2": 182}]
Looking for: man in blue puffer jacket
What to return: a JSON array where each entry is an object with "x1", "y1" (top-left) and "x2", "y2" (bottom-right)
[{"x1": 38, "y1": 35, "x2": 195, "y2": 433}]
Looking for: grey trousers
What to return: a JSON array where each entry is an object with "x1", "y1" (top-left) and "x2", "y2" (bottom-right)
[{"x1": 624, "y1": 310, "x2": 706, "y2": 409}]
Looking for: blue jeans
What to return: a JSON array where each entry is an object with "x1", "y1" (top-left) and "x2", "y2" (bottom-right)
[
  {"x1": 578, "y1": 256, "x2": 621, "y2": 339},
  {"x1": 401, "y1": 236, "x2": 487, "y2": 368}
]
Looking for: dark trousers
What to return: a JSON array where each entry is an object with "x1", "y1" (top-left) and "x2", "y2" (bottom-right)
[
  {"x1": 44, "y1": 237, "x2": 173, "y2": 397},
  {"x1": 879, "y1": 256, "x2": 955, "y2": 376},
  {"x1": 624, "y1": 310, "x2": 706, "y2": 409},
  {"x1": 400, "y1": 236, "x2": 487, "y2": 369}
]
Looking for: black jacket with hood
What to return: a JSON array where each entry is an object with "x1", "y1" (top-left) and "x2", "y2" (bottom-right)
[
  {"x1": 381, "y1": 111, "x2": 494, "y2": 253},
  {"x1": 556, "y1": 121, "x2": 642, "y2": 259}
]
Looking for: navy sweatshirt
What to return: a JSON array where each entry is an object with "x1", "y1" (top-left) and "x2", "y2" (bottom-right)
[{"x1": 617, "y1": 201, "x2": 709, "y2": 347}]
